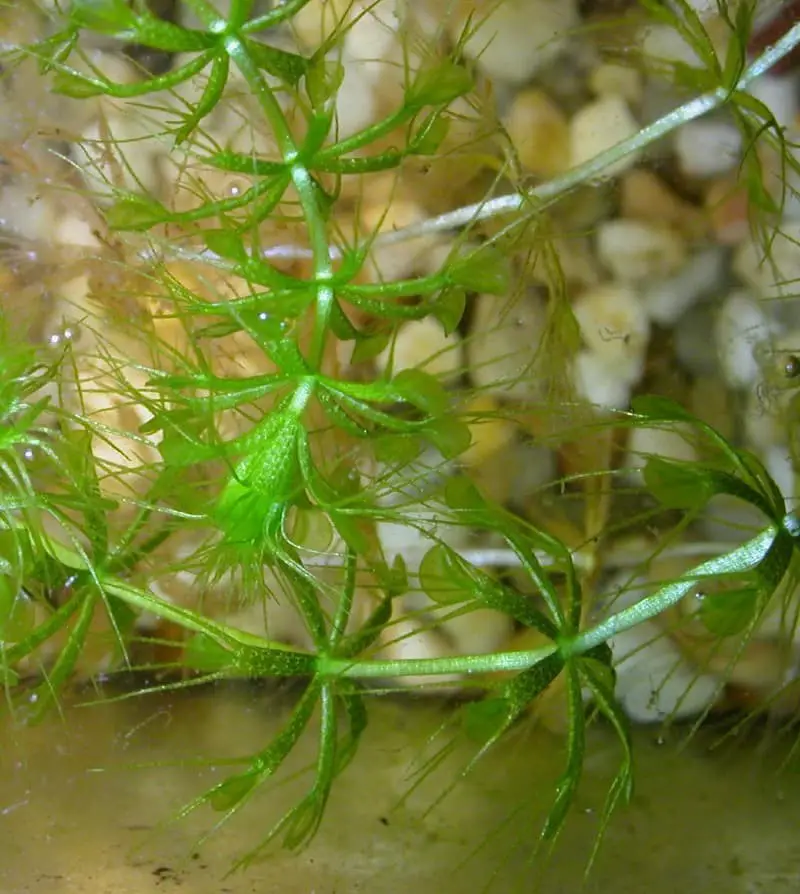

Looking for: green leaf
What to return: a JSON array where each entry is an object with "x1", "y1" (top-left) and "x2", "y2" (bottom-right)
[
  {"x1": 208, "y1": 770, "x2": 260, "y2": 811},
  {"x1": 644, "y1": 455, "x2": 776, "y2": 519},
  {"x1": 71, "y1": 0, "x2": 136, "y2": 32},
  {"x1": 305, "y1": 57, "x2": 344, "y2": 112},
  {"x1": 463, "y1": 696, "x2": 509, "y2": 743},
  {"x1": 406, "y1": 60, "x2": 472, "y2": 109},
  {"x1": 0, "y1": 586, "x2": 38, "y2": 645},
  {"x1": 390, "y1": 369, "x2": 448, "y2": 416},
  {"x1": 419, "y1": 543, "x2": 470, "y2": 605},
  {"x1": 221, "y1": 410, "x2": 304, "y2": 508},
  {"x1": 419, "y1": 542, "x2": 559, "y2": 636},
  {"x1": 423, "y1": 416, "x2": 471, "y2": 460},
  {"x1": 699, "y1": 585, "x2": 760, "y2": 637},
  {"x1": 350, "y1": 328, "x2": 392, "y2": 365},
  {"x1": 30, "y1": 29, "x2": 79, "y2": 75},
  {"x1": 447, "y1": 246, "x2": 510, "y2": 295},
  {"x1": 183, "y1": 632, "x2": 235, "y2": 673},
  {"x1": 443, "y1": 474, "x2": 484, "y2": 512},
  {"x1": 105, "y1": 195, "x2": 169, "y2": 231},
  {"x1": 51, "y1": 69, "x2": 107, "y2": 98},
  {"x1": 642, "y1": 456, "x2": 713, "y2": 510},
  {"x1": 204, "y1": 228, "x2": 249, "y2": 263},
  {"x1": 175, "y1": 52, "x2": 229, "y2": 143},
  {"x1": 245, "y1": 38, "x2": 308, "y2": 86},
  {"x1": 579, "y1": 656, "x2": 633, "y2": 872},
  {"x1": 541, "y1": 665, "x2": 584, "y2": 842},
  {"x1": 410, "y1": 113, "x2": 450, "y2": 156},
  {"x1": 59, "y1": 428, "x2": 108, "y2": 561},
  {"x1": 432, "y1": 287, "x2": 466, "y2": 335},
  {"x1": 373, "y1": 433, "x2": 423, "y2": 466},
  {"x1": 468, "y1": 651, "x2": 564, "y2": 744}
]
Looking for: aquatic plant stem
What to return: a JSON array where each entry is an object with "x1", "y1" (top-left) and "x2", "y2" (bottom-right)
[
  {"x1": 318, "y1": 642, "x2": 560, "y2": 679},
  {"x1": 373, "y1": 20, "x2": 800, "y2": 248},
  {"x1": 225, "y1": 38, "x2": 335, "y2": 371}
]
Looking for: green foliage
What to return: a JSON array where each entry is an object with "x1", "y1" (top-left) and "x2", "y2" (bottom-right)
[{"x1": 2, "y1": 0, "x2": 800, "y2": 886}]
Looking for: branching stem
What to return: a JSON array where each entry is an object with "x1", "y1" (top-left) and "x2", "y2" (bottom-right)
[{"x1": 371, "y1": 21, "x2": 800, "y2": 249}]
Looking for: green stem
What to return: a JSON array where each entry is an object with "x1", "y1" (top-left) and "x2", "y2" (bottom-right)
[
  {"x1": 318, "y1": 643, "x2": 559, "y2": 679},
  {"x1": 226, "y1": 37, "x2": 335, "y2": 371},
  {"x1": 373, "y1": 20, "x2": 800, "y2": 249},
  {"x1": 328, "y1": 547, "x2": 356, "y2": 647},
  {"x1": 241, "y1": 0, "x2": 314, "y2": 34},
  {"x1": 565, "y1": 526, "x2": 778, "y2": 657}
]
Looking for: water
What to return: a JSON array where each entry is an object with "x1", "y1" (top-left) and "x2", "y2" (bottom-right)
[{"x1": 1, "y1": 681, "x2": 799, "y2": 893}]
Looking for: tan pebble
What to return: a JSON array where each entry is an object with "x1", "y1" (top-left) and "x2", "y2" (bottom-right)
[
  {"x1": 572, "y1": 281, "x2": 650, "y2": 365},
  {"x1": 569, "y1": 94, "x2": 641, "y2": 178},
  {"x1": 467, "y1": 290, "x2": 546, "y2": 402},
  {"x1": 597, "y1": 218, "x2": 687, "y2": 281},
  {"x1": 451, "y1": 0, "x2": 579, "y2": 86},
  {"x1": 291, "y1": 0, "x2": 352, "y2": 48},
  {"x1": 53, "y1": 212, "x2": 102, "y2": 249},
  {"x1": 504, "y1": 88, "x2": 571, "y2": 179},
  {"x1": 360, "y1": 190, "x2": 446, "y2": 281},
  {"x1": 704, "y1": 177, "x2": 750, "y2": 245},
  {"x1": 620, "y1": 169, "x2": 708, "y2": 241},
  {"x1": 441, "y1": 608, "x2": 515, "y2": 657},
  {"x1": 459, "y1": 395, "x2": 518, "y2": 468},
  {"x1": 376, "y1": 615, "x2": 461, "y2": 690},
  {"x1": 588, "y1": 62, "x2": 643, "y2": 105},
  {"x1": 688, "y1": 376, "x2": 735, "y2": 440},
  {"x1": 376, "y1": 317, "x2": 464, "y2": 383}
]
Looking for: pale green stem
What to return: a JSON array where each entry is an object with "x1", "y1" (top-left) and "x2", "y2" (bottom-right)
[
  {"x1": 373, "y1": 21, "x2": 800, "y2": 248},
  {"x1": 318, "y1": 643, "x2": 559, "y2": 679},
  {"x1": 566, "y1": 526, "x2": 777, "y2": 657},
  {"x1": 226, "y1": 36, "x2": 335, "y2": 370}
]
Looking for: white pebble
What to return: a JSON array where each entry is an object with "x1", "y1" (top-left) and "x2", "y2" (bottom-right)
[
  {"x1": 572, "y1": 282, "x2": 650, "y2": 366},
  {"x1": 714, "y1": 290, "x2": 776, "y2": 389},
  {"x1": 77, "y1": 111, "x2": 166, "y2": 200},
  {"x1": 611, "y1": 622, "x2": 720, "y2": 723},
  {"x1": 674, "y1": 119, "x2": 742, "y2": 179},
  {"x1": 0, "y1": 179, "x2": 57, "y2": 242},
  {"x1": 569, "y1": 95, "x2": 641, "y2": 178},
  {"x1": 572, "y1": 348, "x2": 643, "y2": 411},
  {"x1": 376, "y1": 318, "x2": 464, "y2": 383},
  {"x1": 467, "y1": 290, "x2": 546, "y2": 401},
  {"x1": 622, "y1": 423, "x2": 698, "y2": 487},
  {"x1": 641, "y1": 247, "x2": 726, "y2": 325},
  {"x1": 588, "y1": 62, "x2": 643, "y2": 105},
  {"x1": 596, "y1": 219, "x2": 686, "y2": 282},
  {"x1": 733, "y1": 222, "x2": 800, "y2": 302},
  {"x1": 641, "y1": 23, "x2": 705, "y2": 68},
  {"x1": 764, "y1": 444, "x2": 795, "y2": 510},
  {"x1": 746, "y1": 72, "x2": 799, "y2": 130},
  {"x1": 455, "y1": 0, "x2": 579, "y2": 86}
]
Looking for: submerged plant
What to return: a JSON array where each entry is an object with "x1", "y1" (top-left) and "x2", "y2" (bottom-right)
[{"x1": 3, "y1": 0, "x2": 800, "y2": 882}]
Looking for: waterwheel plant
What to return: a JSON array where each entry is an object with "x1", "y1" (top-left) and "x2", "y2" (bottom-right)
[{"x1": 3, "y1": 0, "x2": 800, "y2": 882}]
